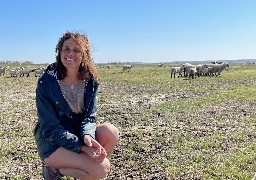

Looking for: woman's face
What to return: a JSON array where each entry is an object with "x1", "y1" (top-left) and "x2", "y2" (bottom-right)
[{"x1": 61, "y1": 38, "x2": 83, "y2": 70}]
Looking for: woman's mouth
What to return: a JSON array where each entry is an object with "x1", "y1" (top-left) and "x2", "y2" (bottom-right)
[{"x1": 66, "y1": 58, "x2": 75, "y2": 62}]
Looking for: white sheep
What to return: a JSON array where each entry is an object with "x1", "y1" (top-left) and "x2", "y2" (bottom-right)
[
  {"x1": 202, "y1": 66, "x2": 212, "y2": 76},
  {"x1": 216, "y1": 62, "x2": 229, "y2": 75},
  {"x1": 196, "y1": 64, "x2": 208, "y2": 77},
  {"x1": 207, "y1": 62, "x2": 229, "y2": 76},
  {"x1": 33, "y1": 67, "x2": 45, "y2": 77},
  {"x1": 0, "y1": 66, "x2": 8, "y2": 76},
  {"x1": 10, "y1": 69, "x2": 22, "y2": 77},
  {"x1": 123, "y1": 65, "x2": 133, "y2": 72},
  {"x1": 170, "y1": 66, "x2": 184, "y2": 78},
  {"x1": 183, "y1": 63, "x2": 197, "y2": 78},
  {"x1": 10, "y1": 70, "x2": 16, "y2": 77},
  {"x1": 188, "y1": 67, "x2": 197, "y2": 79},
  {"x1": 20, "y1": 67, "x2": 32, "y2": 77},
  {"x1": 158, "y1": 62, "x2": 164, "y2": 67}
]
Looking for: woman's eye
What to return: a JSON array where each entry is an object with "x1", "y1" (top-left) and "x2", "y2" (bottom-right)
[{"x1": 74, "y1": 49, "x2": 81, "y2": 53}]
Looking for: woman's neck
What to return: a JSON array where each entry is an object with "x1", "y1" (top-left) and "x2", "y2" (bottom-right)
[{"x1": 63, "y1": 68, "x2": 79, "y2": 85}]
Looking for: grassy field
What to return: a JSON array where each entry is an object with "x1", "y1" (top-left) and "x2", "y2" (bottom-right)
[{"x1": 0, "y1": 63, "x2": 255, "y2": 179}]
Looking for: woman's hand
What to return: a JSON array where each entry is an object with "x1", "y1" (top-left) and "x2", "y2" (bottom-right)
[{"x1": 81, "y1": 135, "x2": 107, "y2": 163}]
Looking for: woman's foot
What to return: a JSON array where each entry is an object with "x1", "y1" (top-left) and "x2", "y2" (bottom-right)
[{"x1": 42, "y1": 166, "x2": 63, "y2": 180}]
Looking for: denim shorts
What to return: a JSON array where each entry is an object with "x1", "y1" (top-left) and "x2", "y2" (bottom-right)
[{"x1": 34, "y1": 126, "x2": 60, "y2": 161}]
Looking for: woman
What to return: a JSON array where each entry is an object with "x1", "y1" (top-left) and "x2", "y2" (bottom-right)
[{"x1": 34, "y1": 31, "x2": 119, "y2": 179}]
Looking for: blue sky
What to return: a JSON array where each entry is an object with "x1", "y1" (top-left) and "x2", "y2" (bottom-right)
[{"x1": 0, "y1": 0, "x2": 255, "y2": 64}]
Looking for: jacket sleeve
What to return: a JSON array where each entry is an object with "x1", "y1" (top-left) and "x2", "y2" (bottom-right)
[
  {"x1": 80, "y1": 80, "x2": 98, "y2": 139},
  {"x1": 36, "y1": 79, "x2": 82, "y2": 153}
]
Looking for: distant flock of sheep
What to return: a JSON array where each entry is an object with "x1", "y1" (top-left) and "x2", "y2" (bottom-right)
[
  {"x1": 104, "y1": 64, "x2": 133, "y2": 72},
  {"x1": 170, "y1": 62, "x2": 229, "y2": 79},
  {"x1": 0, "y1": 66, "x2": 45, "y2": 77},
  {"x1": 101, "y1": 62, "x2": 229, "y2": 79},
  {"x1": 0, "y1": 62, "x2": 229, "y2": 79}
]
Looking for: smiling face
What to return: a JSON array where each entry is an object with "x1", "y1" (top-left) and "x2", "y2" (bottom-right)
[
  {"x1": 55, "y1": 31, "x2": 98, "y2": 81},
  {"x1": 60, "y1": 38, "x2": 83, "y2": 70}
]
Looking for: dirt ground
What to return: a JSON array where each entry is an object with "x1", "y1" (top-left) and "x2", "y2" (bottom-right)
[{"x1": 0, "y1": 75, "x2": 255, "y2": 179}]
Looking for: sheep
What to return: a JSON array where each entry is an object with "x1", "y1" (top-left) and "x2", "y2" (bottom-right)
[
  {"x1": 202, "y1": 66, "x2": 212, "y2": 76},
  {"x1": 170, "y1": 66, "x2": 184, "y2": 78},
  {"x1": 204, "y1": 64, "x2": 215, "y2": 76},
  {"x1": 9, "y1": 67, "x2": 23, "y2": 77},
  {"x1": 0, "y1": 66, "x2": 8, "y2": 76},
  {"x1": 123, "y1": 65, "x2": 133, "y2": 72},
  {"x1": 215, "y1": 62, "x2": 229, "y2": 76},
  {"x1": 20, "y1": 67, "x2": 32, "y2": 77},
  {"x1": 188, "y1": 67, "x2": 197, "y2": 79},
  {"x1": 158, "y1": 62, "x2": 164, "y2": 67},
  {"x1": 196, "y1": 64, "x2": 208, "y2": 77},
  {"x1": 207, "y1": 62, "x2": 229, "y2": 76},
  {"x1": 10, "y1": 69, "x2": 22, "y2": 77},
  {"x1": 10, "y1": 70, "x2": 16, "y2": 77},
  {"x1": 106, "y1": 65, "x2": 111, "y2": 69},
  {"x1": 32, "y1": 67, "x2": 45, "y2": 77},
  {"x1": 183, "y1": 63, "x2": 197, "y2": 78}
]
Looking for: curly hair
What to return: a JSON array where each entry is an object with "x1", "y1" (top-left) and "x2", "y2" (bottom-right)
[{"x1": 55, "y1": 31, "x2": 99, "y2": 81}]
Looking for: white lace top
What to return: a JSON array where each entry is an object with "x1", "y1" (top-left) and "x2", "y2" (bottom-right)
[{"x1": 59, "y1": 80, "x2": 85, "y2": 114}]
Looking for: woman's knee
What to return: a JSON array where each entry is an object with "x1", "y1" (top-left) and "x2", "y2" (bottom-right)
[
  {"x1": 99, "y1": 123, "x2": 120, "y2": 141},
  {"x1": 111, "y1": 124, "x2": 120, "y2": 141},
  {"x1": 47, "y1": 156, "x2": 111, "y2": 179}
]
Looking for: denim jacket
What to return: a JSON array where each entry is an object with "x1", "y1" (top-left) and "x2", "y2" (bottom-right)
[{"x1": 34, "y1": 64, "x2": 98, "y2": 160}]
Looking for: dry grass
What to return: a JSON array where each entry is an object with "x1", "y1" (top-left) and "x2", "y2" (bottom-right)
[{"x1": 0, "y1": 63, "x2": 255, "y2": 179}]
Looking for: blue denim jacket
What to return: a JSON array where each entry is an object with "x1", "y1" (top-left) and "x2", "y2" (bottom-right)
[{"x1": 34, "y1": 64, "x2": 98, "y2": 160}]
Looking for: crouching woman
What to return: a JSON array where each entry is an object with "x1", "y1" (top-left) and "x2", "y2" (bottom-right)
[{"x1": 34, "y1": 31, "x2": 119, "y2": 179}]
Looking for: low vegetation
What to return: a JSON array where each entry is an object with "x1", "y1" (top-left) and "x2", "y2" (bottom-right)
[{"x1": 0, "y1": 63, "x2": 255, "y2": 179}]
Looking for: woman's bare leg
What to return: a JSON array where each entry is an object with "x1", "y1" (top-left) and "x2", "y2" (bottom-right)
[
  {"x1": 59, "y1": 168, "x2": 97, "y2": 180},
  {"x1": 43, "y1": 123, "x2": 119, "y2": 179},
  {"x1": 44, "y1": 148, "x2": 110, "y2": 179},
  {"x1": 96, "y1": 123, "x2": 119, "y2": 156}
]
